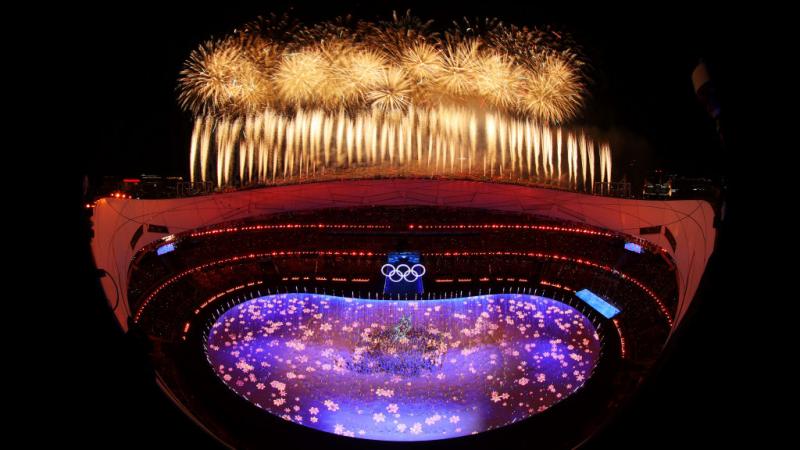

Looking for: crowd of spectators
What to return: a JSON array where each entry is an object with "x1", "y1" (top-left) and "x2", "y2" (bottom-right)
[{"x1": 130, "y1": 205, "x2": 676, "y2": 363}]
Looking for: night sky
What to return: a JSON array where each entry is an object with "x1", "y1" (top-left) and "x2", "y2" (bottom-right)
[
  {"x1": 79, "y1": 2, "x2": 732, "y2": 182},
  {"x1": 70, "y1": 2, "x2": 750, "y2": 448}
]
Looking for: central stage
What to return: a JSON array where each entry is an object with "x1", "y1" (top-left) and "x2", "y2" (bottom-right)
[{"x1": 206, "y1": 293, "x2": 601, "y2": 441}]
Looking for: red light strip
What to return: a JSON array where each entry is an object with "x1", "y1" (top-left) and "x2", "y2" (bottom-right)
[
  {"x1": 612, "y1": 318, "x2": 627, "y2": 359},
  {"x1": 190, "y1": 223, "x2": 391, "y2": 238},
  {"x1": 410, "y1": 223, "x2": 614, "y2": 236},
  {"x1": 539, "y1": 279, "x2": 574, "y2": 292},
  {"x1": 139, "y1": 221, "x2": 668, "y2": 268}
]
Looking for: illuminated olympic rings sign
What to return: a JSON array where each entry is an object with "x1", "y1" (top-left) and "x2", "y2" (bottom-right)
[{"x1": 381, "y1": 263, "x2": 426, "y2": 282}]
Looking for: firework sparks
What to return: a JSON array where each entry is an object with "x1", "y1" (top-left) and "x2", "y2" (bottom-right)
[
  {"x1": 179, "y1": 13, "x2": 587, "y2": 118},
  {"x1": 273, "y1": 50, "x2": 327, "y2": 107},
  {"x1": 368, "y1": 68, "x2": 413, "y2": 112},
  {"x1": 521, "y1": 56, "x2": 584, "y2": 123},
  {"x1": 177, "y1": 12, "x2": 611, "y2": 189}
]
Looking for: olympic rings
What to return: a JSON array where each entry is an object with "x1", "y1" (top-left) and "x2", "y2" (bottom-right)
[{"x1": 381, "y1": 263, "x2": 426, "y2": 282}]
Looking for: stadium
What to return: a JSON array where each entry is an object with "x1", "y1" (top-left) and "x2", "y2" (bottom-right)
[
  {"x1": 83, "y1": 8, "x2": 726, "y2": 450},
  {"x1": 90, "y1": 179, "x2": 714, "y2": 448}
]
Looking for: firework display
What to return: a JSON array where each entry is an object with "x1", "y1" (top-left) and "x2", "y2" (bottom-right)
[{"x1": 179, "y1": 12, "x2": 611, "y2": 189}]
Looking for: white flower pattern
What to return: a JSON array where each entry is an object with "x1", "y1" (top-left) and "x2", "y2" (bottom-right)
[{"x1": 207, "y1": 293, "x2": 600, "y2": 441}]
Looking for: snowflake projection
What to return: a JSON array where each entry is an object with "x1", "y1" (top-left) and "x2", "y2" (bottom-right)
[
  {"x1": 206, "y1": 293, "x2": 601, "y2": 441},
  {"x1": 347, "y1": 315, "x2": 448, "y2": 377}
]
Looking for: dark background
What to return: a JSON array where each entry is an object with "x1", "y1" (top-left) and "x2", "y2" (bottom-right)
[
  {"x1": 69, "y1": 1, "x2": 752, "y2": 448},
  {"x1": 76, "y1": 1, "x2": 732, "y2": 181}
]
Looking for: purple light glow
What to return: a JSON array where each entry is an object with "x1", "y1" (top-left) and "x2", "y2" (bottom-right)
[{"x1": 206, "y1": 293, "x2": 601, "y2": 441}]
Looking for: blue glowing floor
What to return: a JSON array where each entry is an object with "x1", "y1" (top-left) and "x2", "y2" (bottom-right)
[{"x1": 206, "y1": 293, "x2": 600, "y2": 441}]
